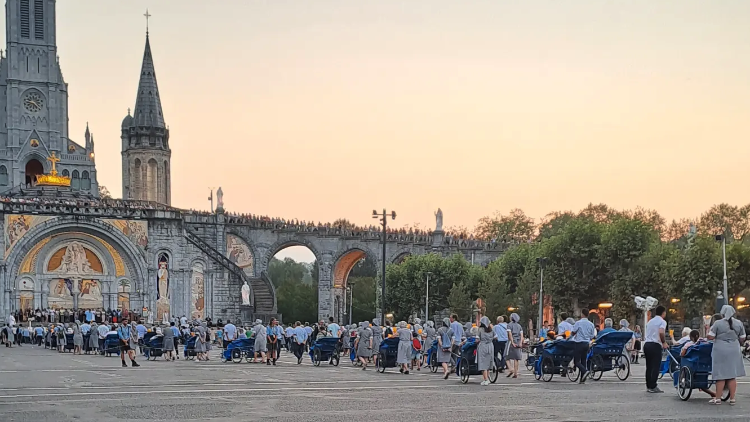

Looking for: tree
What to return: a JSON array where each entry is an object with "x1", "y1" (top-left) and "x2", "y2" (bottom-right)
[
  {"x1": 698, "y1": 203, "x2": 750, "y2": 242},
  {"x1": 271, "y1": 258, "x2": 318, "y2": 323},
  {"x1": 98, "y1": 185, "x2": 112, "y2": 199},
  {"x1": 663, "y1": 218, "x2": 695, "y2": 243},
  {"x1": 543, "y1": 217, "x2": 607, "y2": 313},
  {"x1": 474, "y1": 208, "x2": 535, "y2": 242},
  {"x1": 537, "y1": 211, "x2": 575, "y2": 240}
]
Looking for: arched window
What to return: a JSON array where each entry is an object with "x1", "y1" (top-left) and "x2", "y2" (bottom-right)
[
  {"x1": 62, "y1": 169, "x2": 69, "y2": 177},
  {"x1": 147, "y1": 159, "x2": 158, "y2": 201},
  {"x1": 0, "y1": 165, "x2": 8, "y2": 186},
  {"x1": 163, "y1": 160, "x2": 169, "y2": 202},
  {"x1": 71, "y1": 170, "x2": 80, "y2": 190},
  {"x1": 133, "y1": 159, "x2": 141, "y2": 199},
  {"x1": 81, "y1": 170, "x2": 91, "y2": 190}
]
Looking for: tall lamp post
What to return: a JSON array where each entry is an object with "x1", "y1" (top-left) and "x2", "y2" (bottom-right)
[
  {"x1": 347, "y1": 283, "x2": 354, "y2": 326},
  {"x1": 715, "y1": 234, "x2": 729, "y2": 306},
  {"x1": 425, "y1": 272, "x2": 432, "y2": 322},
  {"x1": 373, "y1": 209, "x2": 396, "y2": 320},
  {"x1": 536, "y1": 257, "x2": 547, "y2": 338}
]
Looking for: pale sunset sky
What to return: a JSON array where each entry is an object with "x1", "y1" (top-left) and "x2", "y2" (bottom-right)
[{"x1": 4, "y1": 1, "x2": 749, "y2": 261}]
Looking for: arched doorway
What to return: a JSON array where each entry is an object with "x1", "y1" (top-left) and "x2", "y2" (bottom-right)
[
  {"x1": 25, "y1": 159, "x2": 44, "y2": 187},
  {"x1": 270, "y1": 244, "x2": 317, "y2": 323}
]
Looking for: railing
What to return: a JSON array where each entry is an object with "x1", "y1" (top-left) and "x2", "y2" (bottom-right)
[
  {"x1": 183, "y1": 228, "x2": 255, "y2": 310},
  {"x1": 259, "y1": 270, "x2": 278, "y2": 313}
]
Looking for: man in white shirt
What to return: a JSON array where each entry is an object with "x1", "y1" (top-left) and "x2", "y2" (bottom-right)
[
  {"x1": 557, "y1": 313, "x2": 573, "y2": 338},
  {"x1": 223, "y1": 320, "x2": 237, "y2": 349},
  {"x1": 570, "y1": 309, "x2": 596, "y2": 384},
  {"x1": 327, "y1": 317, "x2": 341, "y2": 338},
  {"x1": 6, "y1": 314, "x2": 15, "y2": 327},
  {"x1": 97, "y1": 323, "x2": 110, "y2": 355},
  {"x1": 644, "y1": 305, "x2": 668, "y2": 393}
]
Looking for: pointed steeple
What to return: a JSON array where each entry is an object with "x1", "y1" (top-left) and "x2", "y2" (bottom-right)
[{"x1": 132, "y1": 34, "x2": 166, "y2": 128}]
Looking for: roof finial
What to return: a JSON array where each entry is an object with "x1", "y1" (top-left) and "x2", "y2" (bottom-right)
[
  {"x1": 128, "y1": 107, "x2": 131, "y2": 116},
  {"x1": 144, "y1": 9, "x2": 152, "y2": 35}
]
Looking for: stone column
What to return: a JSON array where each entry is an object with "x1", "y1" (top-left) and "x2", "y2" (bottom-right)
[
  {"x1": 41, "y1": 278, "x2": 49, "y2": 310},
  {"x1": 317, "y1": 252, "x2": 334, "y2": 322}
]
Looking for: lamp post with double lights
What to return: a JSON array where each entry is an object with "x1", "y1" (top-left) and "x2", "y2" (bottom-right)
[
  {"x1": 715, "y1": 234, "x2": 729, "y2": 306},
  {"x1": 536, "y1": 257, "x2": 548, "y2": 338},
  {"x1": 373, "y1": 209, "x2": 396, "y2": 319}
]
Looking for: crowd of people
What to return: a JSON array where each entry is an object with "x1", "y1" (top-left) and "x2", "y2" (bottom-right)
[
  {"x1": 8, "y1": 308, "x2": 143, "y2": 325},
  {"x1": 3, "y1": 305, "x2": 746, "y2": 402}
]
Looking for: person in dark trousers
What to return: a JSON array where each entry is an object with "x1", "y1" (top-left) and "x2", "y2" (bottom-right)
[
  {"x1": 493, "y1": 315, "x2": 508, "y2": 372},
  {"x1": 643, "y1": 305, "x2": 668, "y2": 393},
  {"x1": 569, "y1": 309, "x2": 596, "y2": 384}
]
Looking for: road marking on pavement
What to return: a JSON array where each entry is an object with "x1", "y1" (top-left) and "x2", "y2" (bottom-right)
[
  {"x1": 0, "y1": 378, "x2": 429, "y2": 392},
  {"x1": 0, "y1": 384, "x2": 449, "y2": 400}
]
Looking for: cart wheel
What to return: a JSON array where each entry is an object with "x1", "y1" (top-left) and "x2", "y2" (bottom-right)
[
  {"x1": 429, "y1": 352, "x2": 438, "y2": 373},
  {"x1": 588, "y1": 355, "x2": 604, "y2": 381},
  {"x1": 377, "y1": 357, "x2": 386, "y2": 373},
  {"x1": 525, "y1": 355, "x2": 535, "y2": 371},
  {"x1": 332, "y1": 355, "x2": 340, "y2": 367},
  {"x1": 313, "y1": 349, "x2": 322, "y2": 367},
  {"x1": 566, "y1": 364, "x2": 579, "y2": 382},
  {"x1": 221, "y1": 353, "x2": 228, "y2": 363},
  {"x1": 489, "y1": 362, "x2": 499, "y2": 384},
  {"x1": 459, "y1": 359, "x2": 470, "y2": 384},
  {"x1": 231, "y1": 349, "x2": 243, "y2": 363},
  {"x1": 677, "y1": 366, "x2": 692, "y2": 401},
  {"x1": 615, "y1": 354, "x2": 630, "y2": 381},
  {"x1": 541, "y1": 356, "x2": 554, "y2": 382}
]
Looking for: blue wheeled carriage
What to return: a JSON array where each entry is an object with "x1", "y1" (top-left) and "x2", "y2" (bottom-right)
[
  {"x1": 426, "y1": 340, "x2": 439, "y2": 373},
  {"x1": 534, "y1": 340, "x2": 579, "y2": 382},
  {"x1": 183, "y1": 335, "x2": 198, "y2": 360},
  {"x1": 676, "y1": 342, "x2": 730, "y2": 401},
  {"x1": 659, "y1": 345, "x2": 683, "y2": 379},
  {"x1": 103, "y1": 333, "x2": 120, "y2": 356},
  {"x1": 144, "y1": 335, "x2": 165, "y2": 360},
  {"x1": 309, "y1": 337, "x2": 341, "y2": 366},
  {"x1": 526, "y1": 343, "x2": 543, "y2": 371},
  {"x1": 456, "y1": 338, "x2": 499, "y2": 384},
  {"x1": 349, "y1": 337, "x2": 359, "y2": 365},
  {"x1": 222, "y1": 338, "x2": 255, "y2": 363},
  {"x1": 376, "y1": 337, "x2": 400, "y2": 373},
  {"x1": 585, "y1": 332, "x2": 633, "y2": 381}
]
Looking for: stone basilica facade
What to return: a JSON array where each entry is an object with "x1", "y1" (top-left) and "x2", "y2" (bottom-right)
[{"x1": 0, "y1": 1, "x2": 506, "y2": 323}]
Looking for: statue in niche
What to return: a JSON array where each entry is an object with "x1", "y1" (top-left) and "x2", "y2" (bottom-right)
[{"x1": 241, "y1": 281, "x2": 251, "y2": 306}]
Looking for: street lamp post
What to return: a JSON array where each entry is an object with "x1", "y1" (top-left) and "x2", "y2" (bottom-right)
[
  {"x1": 373, "y1": 209, "x2": 396, "y2": 320},
  {"x1": 716, "y1": 234, "x2": 729, "y2": 306},
  {"x1": 348, "y1": 284, "x2": 353, "y2": 326},
  {"x1": 536, "y1": 257, "x2": 547, "y2": 338},
  {"x1": 425, "y1": 272, "x2": 432, "y2": 322}
]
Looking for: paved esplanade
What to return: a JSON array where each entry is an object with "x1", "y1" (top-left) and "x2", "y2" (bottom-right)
[{"x1": 1, "y1": 347, "x2": 748, "y2": 421}]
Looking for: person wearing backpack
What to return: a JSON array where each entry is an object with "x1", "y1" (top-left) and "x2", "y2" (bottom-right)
[
  {"x1": 437, "y1": 318, "x2": 455, "y2": 380},
  {"x1": 411, "y1": 331, "x2": 422, "y2": 371}
]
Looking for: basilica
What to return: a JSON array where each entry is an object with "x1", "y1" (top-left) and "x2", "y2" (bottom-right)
[{"x1": 0, "y1": 1, "x2": 503, "y2": 324}]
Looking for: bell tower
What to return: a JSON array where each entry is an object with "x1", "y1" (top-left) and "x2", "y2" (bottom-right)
[{"x1": 121, "y1": 17, "x2": 170, "y2": 205}]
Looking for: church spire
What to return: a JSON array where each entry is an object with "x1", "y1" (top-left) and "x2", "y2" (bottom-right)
[{"x1": 132, "y1": 33, "x2": 166, "y2": 128}]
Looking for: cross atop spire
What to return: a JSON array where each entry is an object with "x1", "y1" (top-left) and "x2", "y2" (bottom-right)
[{"x1": 144, "y1": 9, "x2": 152, "y2": 35}]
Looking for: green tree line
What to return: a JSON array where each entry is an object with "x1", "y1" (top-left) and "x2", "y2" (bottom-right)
[{"x1": 386, "y1": 203, "x2": 750, "y2": 325}]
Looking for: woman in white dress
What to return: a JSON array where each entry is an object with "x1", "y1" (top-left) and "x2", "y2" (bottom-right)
[
  {"x1": 253, "y1": 319, "x2": 267, "y2": 363},
  {"x1": 708, "y1": 305, "x2": 746, "y2": 405},
  {"x1": 396, "y1": 321, "x2": 413, "y2": 374}
]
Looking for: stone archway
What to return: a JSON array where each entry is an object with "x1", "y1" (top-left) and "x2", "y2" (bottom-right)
[{"x1": 4, "y1": 217, "x2": 148, "y2": 314}]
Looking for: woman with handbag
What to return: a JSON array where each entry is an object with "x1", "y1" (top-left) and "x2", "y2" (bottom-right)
[{"x1": 437, "y1": 318, "x2": 455, "y2": 380}]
